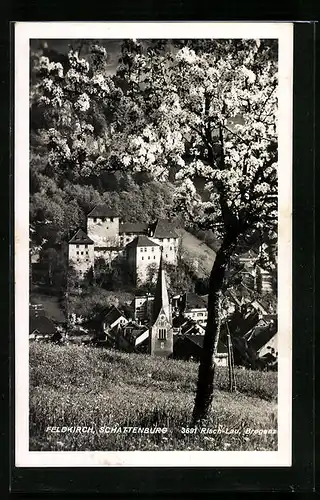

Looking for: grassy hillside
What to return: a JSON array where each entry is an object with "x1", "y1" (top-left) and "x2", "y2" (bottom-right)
[
  {"x1": 178, "y1": 229, "x2": 216, "y2": 278},
  {"x1": 30, "y1": 343, "x2": 277, "y2": 451}
]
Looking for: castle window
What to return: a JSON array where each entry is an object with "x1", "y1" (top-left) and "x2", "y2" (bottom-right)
[
  {"x1": 153, "y1": 256, "x2": 155, "y2": 259},
  {"x1": 86, "y1": 250, "x2": 89, "y2": 255},
  {"x1": 151, "y1": 247, "x2": 154, "y2": 252},
  {"x1": 81, "y1": 252, "x2": 84, "y2": 255},
  {"x1": 141, "y1": 256, "x2": 144, "y2": 260},
  {"x1": 170, "y1": 246, "x2": 172, "y2": 251},
  {"x1": 76, "y1": 251, "x2": 79, "y2": 255},
  {"x1": 85, "y1": 245, "x2": 88, "y2": 249},
  {"x1": 166, "y1": 254, "x2": 168, "y2": 258},
  {"x1": 158, "y1": 328, "x2": 167, "y2": 340},
  {"x1": 86, "y1": 258, "x2": 89, "y2": 262},
  {"x1": 148, "y1": 256, "x2": 150, "y2": 260},
  {"x1": 110, "y1": 217, "x2": 113, "y2": 222}
]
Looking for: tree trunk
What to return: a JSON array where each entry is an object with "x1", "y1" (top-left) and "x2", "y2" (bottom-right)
[{"x1": 192, "y1": 231, "x2": 238, "y2": 425}]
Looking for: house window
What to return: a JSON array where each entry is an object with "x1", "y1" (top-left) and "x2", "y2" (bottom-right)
[
  {"x1": 85, "y1": 245, "x2": 88, "y2": 249},
  {"x1": 144, "y1": 248, "x2": 147, "y2": 252},
  {"x1": 153, "y1": 256, "x2": 155, "y2": 259},
  {"x1": 76, "y1": 245, "x2": 79, "y2": 248},
  {"x1": 81, "y1": 252, "x2": 84, "y2": 255},
  {"x1": 140, "y1": 247, "x2": 143, "y2": 251},
  {"x1": 170, "y1": 246, "x2": 172, "y2": 251},
  {"x1": 86, "y1": 250, "x2": 89, "y2": 255},
  {"x1": 142, "y1": 256, "x2": 144, "y2": 260},
  {"x1": 93, "y1": 218, "x2": 97, "y2": 222},
  {"x1": 110, "y1": 217, "x2": 113, "y2": 222},
  {"x1": 158, "y1": 328, "x2": 167, "y2": 340},
  {"x1": 76, "y1": 251, "x2": 79, "y2": 255},
  {"x1": 148, "y1": 256, "x2": 150, "y2": 260},
  {"x1": 86, "y1": 258, "x2": 89, "y2": 262},
  {"x1": 166, "y1": 254, "x2": 168, "y2": 258},
  {"x1": 151, "y1": 247, "x2": 154, "y2": 252}
]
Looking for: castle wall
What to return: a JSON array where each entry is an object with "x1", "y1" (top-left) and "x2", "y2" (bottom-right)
[
  {"x1": 150, "y1": 237, "x2": 179, "y2": 265},
  {"x1": 87, "y1": 216, "x2": 120, "y2": 247},
  {"x1": 94, "y1": 248, "x2": 124, "y2": 265},
  {"x1": 68, "y1": 243, "x2": 94, "y2": 278}
]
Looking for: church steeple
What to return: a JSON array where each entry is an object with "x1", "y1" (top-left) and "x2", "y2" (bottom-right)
[
  {"x1": 151, "y1": 249, "x2": 171, "y2": 324},
  {"x1": 149, "y1": 248, "x2": 173, "y2": 357}
]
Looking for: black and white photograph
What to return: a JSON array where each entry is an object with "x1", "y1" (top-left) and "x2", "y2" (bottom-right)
[{"x1": 15, "y1": 22, "x2": 293, "y2": 467}]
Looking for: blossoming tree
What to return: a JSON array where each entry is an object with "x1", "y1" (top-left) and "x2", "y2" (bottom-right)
[
  {"x1": 31, "y1": 39, "x2": 278, "y2": 423},
  {"x1": 113, "y1": 39, "x2": 278, "y2": 422}
]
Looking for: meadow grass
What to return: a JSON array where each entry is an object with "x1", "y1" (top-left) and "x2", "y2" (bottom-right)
[{"x1": 29, "y1": 342, "x2": 278, "y2": 451}]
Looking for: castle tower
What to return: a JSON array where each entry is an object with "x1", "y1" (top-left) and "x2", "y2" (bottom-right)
[
  {"x1": 87, "y1": 205, "x2": 120, "y2": 248},
  {"x1": 68, "y1": 229, "x2": 94, "y2": 279},
  {"x1": 149, "y1": 251, "x2": 173, "y2": 357}
]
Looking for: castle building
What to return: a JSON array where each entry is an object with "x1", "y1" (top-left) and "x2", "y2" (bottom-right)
[
  {"x1": 126, "y1": 235, "x2": 161, "y2": 286},
  {"x1": 68, "y1": 229, "x2": 95, "y2": 279},
  {"x1": 68, "y1": 204, "x2": 180, "y2": 285},
  {"x1": 149, "y1": 252, "x2": 173, "y2": 357},
  {"x1": 87, "y1": 206, "x2": 120, "y2": 248}
]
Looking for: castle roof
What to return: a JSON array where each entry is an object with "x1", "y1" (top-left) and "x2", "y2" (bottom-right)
[
  {"x1": 150, "y1": 219, "x2": 179, "y2": 239},
  {"x1": 151, "y1": 252, "x2": 170, "y2": 323},
  {"x1": 87, "y1": 205, "x2": 118, "y2": 218},
  {"x1": 69, "y1": 229, "x2": 94, "y2": 245},
  {"x1": 127, "y1": 235, "x2": 160, "y2": 248},
  {"x1": 119, "y1": 222, "x2": 148, "y2": 234}
]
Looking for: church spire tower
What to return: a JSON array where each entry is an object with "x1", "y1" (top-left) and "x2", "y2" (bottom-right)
[{"x1": 149, "y1": 249, "x2": 173, "y2": 357}]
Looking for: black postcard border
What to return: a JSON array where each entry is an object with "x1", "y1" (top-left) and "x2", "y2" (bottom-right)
[{"x1": 3, "y1": 20, "x2": 316, "y2": 495}]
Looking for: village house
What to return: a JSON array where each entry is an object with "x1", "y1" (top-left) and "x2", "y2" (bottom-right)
[
  {"x1": 177, "y1": 292, "x2": 208, "y2": 327},
  {"x1": 102, "y1": 306, "x2": 129, "y2": 333},
  {"x1": 172, "y1": 316, "x2": 206, "y2": 336},
  {"x1": 68, "y1": 204, "x2": 180, "y2": 286},
  {"x1": 133, "y1": 293, "x2": 155, "y2": 324},
  {"x1": 29, "y1": 315, "x2": 57, "y2": 341},
  {"x1": 173, "y1": 335, "x2": 228, "y2": 366}
]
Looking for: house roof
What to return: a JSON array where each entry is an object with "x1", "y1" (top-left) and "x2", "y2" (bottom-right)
[
  {"x1": 149, "y1": 219, "x2": 179, "y2": 239},
  {"x1": 87, "y1": 205, "x2": 118, "y2": 218},
  {"x1": 69, "y1": 229, "x2": 94, "y2": 245},
  {"x1": 249, "y1": 326, "x2": 278, "y2": 353},
  {"x1": 183, "y1": 292, "x2": 208, "y2": 310},
  {"x1": 119, "y1": 222, "x2": 148, "y2": 234},
  {"x1": 127, "y1": 235, "x2": 160, "y2": 248},
  {"x1": 30, "y1": 315, "x2": 56, "y2": 335},
  {"x1": 177, "y1": 334, "x2": 228, "y2": 354},
  {"x1": 103, "y1": 306, "x2": 126, "y2": 325}
]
